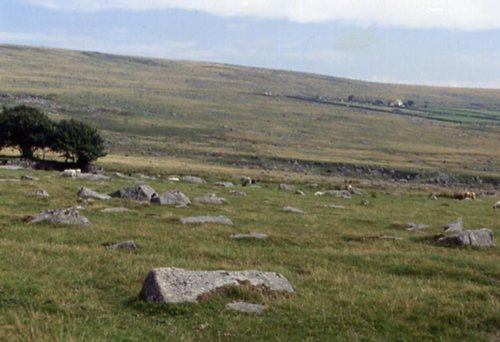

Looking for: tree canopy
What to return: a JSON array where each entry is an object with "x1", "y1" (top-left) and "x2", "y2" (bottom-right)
[{"x1": 0, "y1": 105, "x2": 106, "y2": 167}]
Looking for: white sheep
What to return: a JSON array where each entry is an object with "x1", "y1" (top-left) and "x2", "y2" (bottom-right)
[
  {"x1": 61, "y1": 168, "x2": 81, "y2": 178},
  {"x1": 493, "y1": 201, "x2": 500, "y2": 210}
]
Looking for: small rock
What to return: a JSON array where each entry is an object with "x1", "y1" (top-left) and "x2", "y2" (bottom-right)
[
  {"x1": 195, "y1": 193, "x2": 226, "y2": 205},
  {"x1": 226, "y1": 302, "x2": 265, "y2": 314},
  {"x1": 230, "y1": 232, "x2": 268, "y2": 240},
  {"x1": 110, "y1": 172, "x2": 135, "y2": 180},
  {"x1": 405, "y1": 222, "x2": 430, "y2": 231},
  {"x1": 319, "y1": 204, "x2": 345, "y2": 209},
  {"x1": 215, "y1": 181, "x2": 235, "y2": 188},
  {"x1": 279, "y1": 183, "x2": 295, "y2": 192},
  {"x1": 109, "y1": 185, "x2": 157, "y2": 202},
  {"x1": 30, "y1": 207, "x2": 90, "y2": 226},
  {"x1": 347, "y1": 185, "x2": 363, "y2": 195},
  {"x1": 360, "y1": 199, "x2": 370, "y2": 206},
  {"x1": 21, "y1": 175, "x2": 39, "y2": 181},
  {"x1": 181, "y1": 176, "x2": 206, "y2": 184},
  {"x1": 443, "y1": 218, "x2": 463, "y2": 233},
  {"x1": 105, "y1": 240, "x2": 137, "y2": 250},
  {"x1": 32, "y1": 189, "x2": 49, "y2": 197},
  {"x1": 167, "y1": 175, "x2": 180, "y2": 182},
  {"x1": 180, "y1": 215, "x2": 233, "y2": 225},
  {"x1": 101, "y1": 207, "x2": 130, "y2": 213},
  {"x1": 430, "y1": 194, "x2": 439, "y2": 200},
  {"x1": 136, "y1": 173, "x2": 156, "y2": 180},
  {"x1": 315, "y1": 190, "x2": 351, "y2": 199},
  {"x1": 77, "y1": 187, "x2": 111, "y2": 200},
  {"x1": 152, "y1": 190, "x2": 191, "y2": 206},
  {"x1": 438, "y1": 228, "x2": 494, "y2": 247},
  {"x1": 139, "y1": 267, "x2": 293, "y2": 303},
  {"x1": 282, "y1": 206, "x2": 304, "y2": 214},
  {"x1": 295, "y1": 190, "x2": 305, "y2": 196},
  {"x1": 227, "y1": 190, "x2": 247, "y2": 197}
]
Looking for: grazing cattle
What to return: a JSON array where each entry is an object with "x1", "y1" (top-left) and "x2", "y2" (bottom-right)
[
  {"x1": 240, "y1": 176, "x2": 254, "y2": 186},
  {"x1": 61, "y1": 169, "x2": 81, "y2": 178},
  {"x1": 454, "y1": 191, "x2": 476, "y2": 200}
]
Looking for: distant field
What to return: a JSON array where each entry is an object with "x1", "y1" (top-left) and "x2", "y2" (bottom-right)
[{"x1": 0, "y1": 44, "x2": 499, "y2": 181}]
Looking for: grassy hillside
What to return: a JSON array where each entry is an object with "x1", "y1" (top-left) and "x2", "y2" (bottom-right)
[
  {"x1": 0, "y1": 168, "x2": 498, "y2": 341},
  {"x1": 0, "y1": 44, "x2": 499, "y2": 181}
]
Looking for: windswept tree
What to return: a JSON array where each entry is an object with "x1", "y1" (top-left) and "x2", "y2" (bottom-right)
[
  {"x1": 52, "y1": 119, "x2": 106, "y2": 168},
  {"x1": 0, "y1": 105, "x2": 54, "y2": 158}
]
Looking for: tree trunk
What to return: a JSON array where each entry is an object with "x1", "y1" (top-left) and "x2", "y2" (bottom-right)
[{"x1": 20, "y1": 145, "x2": 34, "y2": 159}]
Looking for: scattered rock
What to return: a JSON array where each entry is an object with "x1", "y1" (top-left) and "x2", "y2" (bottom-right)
[
  {"x1": 181, "y1": 176, "x2": 206, "y2": 184},
  {"x1": 240, "y1": 176, "x2": 253, "y2": 186},
  {"x1": 443, "y1": 218, "x2": 463, "y2": 233},
  {"x1": 315, "y1": 190, "x2": 351, "y2": 199},
  {"x1": 279, "y1": 183, "x2": 295, "y2": 192},
  {"x1": 180, "y1": 215, "x2": 233, "y2": 225},
  {"x1": 109, "y1": 185, "x2": 157, "y2": 202},
  {"x1": 282, "y1": 206, "x2": 304, "y2": 214},
  {"x1": 167, "y1": 175, "x2": 180, "y2": 182},
  {"x1": 30, "y1": 207, "x2": 90, "y2": 226},
  {"x1": 152, "y1": 190, "x2": 191, "y2": 206},
  {"x1": 0, "y1": 165, "x2": 24, "y2": 170},
  {"x1": 347, "y1": 185, "x2": 363, "y2": 195},
  {"x1": 295, "y1": 190, "x2": 305, "y2": 196},
  {"x1": 195, "y1": 193, "x2": 226, "y2": 205},
  {"x1": 438, "y1": 228, "x2": 494, "y2": 247},
  {"x1": 32, "y1": 189, "x2": 49, "y2": 197},
  {"x1": 21, "y1": 175, "x2": 39, "y2": 181},
  {"x1": 319, "y1": 204, "x2": 345, "y2": 209},
  {"x1": 230, "y1": 232, "x2": 268, "y2": 240},
  {"x1": 110, "y1": 172, "x2": 135, "y2": 180},
  {"x1": 77, "y1": 187, "x2": 111, "y2": 200},
  {"x1": 136, "y1": 173, "x2": 157, "y2": 180},
  {"x1": 101, "y1": 207, "x2": 130, "y2": 213},
  {"x1": 77, "y1": 173, "x2": 110, "y2": 181},
  {"x1": 139, "y1": 267, "x2": 293, "y2": 303},
  {"x1": 227, "y1": 190, "x2": 247, "y2": 197},
  {"x1": 360, "y1": 199, "x2": 370, "y2": 206},
  {"x1": 105, "y1": 240, "x2": 137, "y2": 250},
  {"x1": 405, "y1": 222, "x2": 430, "y2": 231},
  {"x1": 226, "y1": 302, "x2": 265, "y2": 314},
  {"x1": 215, "y1": 181, "x2": 235, "y2": 188}
]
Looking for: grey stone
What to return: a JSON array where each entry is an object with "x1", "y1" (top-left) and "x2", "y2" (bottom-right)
[
  {"x1": 30, "y1": 207, "x2": 90, "y2": 226},
  {"x1": 167, "y1": 175, "x2": 180, "y2": 182},
  {"x1": 315, "y1": 190, "x2": 351, "y2": 199},
  {"x1": 181, "y1": 175, "x2": 206, "y2": 184},
  {"x1": 195, "y1": 193, "x2": 226, "y2": 205},
  {"x1": 77, "y1": 187, "x2": 111, "y2": 200},
  {"x1": 230, "y1": 232, "x2": 268, "y2": 240},
  {"x1": 136, "y1": 173, "x2": 157, "y2": 180},
  {"x1": 319, "y1": 204, "x2": 345, "y2": 209},
  {"x1": 77, "y1": 173, "x2": 110, "y2": 181},
  {"x1": 279, "y1": 183, "x2": 295, "y2": 192},
  {"x1": 139, "y1": 267, "x2": 294, "y2": 303},
  {"x1": 21, "y1": 175, "x2": 39, "y2": 181},
  {"x1": 110, "y1": 172, "x2": 135, "y2": 180},
  {"x1": 295, "y1": 190, "x2": 305, "y2": 196},
  {"x1": 215, "y1": 181, "x2": 235, "y2": 188},
  {"x1": 405, "y1": 222, "x2": 430, "y2": 231},
  {"x1": 438, "y1": 228, "x2": 494, "y2": 247},
  {"x1": 152, "y1": 190, "x2": 191, "y2": 206},
  {"x1": 109, "y1": 185, "x2": 157, "y2": 202},
  {"x1": 227, "y1": 190, "x2": 247, "y2": 197},
  {"x1": 106, "y1": 240, "x2": 137, "y2": 250},
  {"x1": 282, "y1": 206, "x2": 304, "y2": 214},
  {"x1": 347, "y1": 185, "x2": 364, "y2": 195},
  {"x1": 226, "y1": 302, "x2": 265, "y2": 314},
  {"x1": 179, "y1": 215, "x2": 233, "y2": 225},
  {"x1": 101, "y1": 207, "x2": 130, "y2": 213},
  {"x1": 32, "y1": 189, "x2": 49, "y2": 197},
  {"x1": 443, "y1": 218, "x2": 463, "y2": 233}
]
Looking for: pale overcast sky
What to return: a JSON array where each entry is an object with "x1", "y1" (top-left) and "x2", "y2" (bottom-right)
[{"x1": 1, "y1": 0, "x2": 500, "y2": 88}]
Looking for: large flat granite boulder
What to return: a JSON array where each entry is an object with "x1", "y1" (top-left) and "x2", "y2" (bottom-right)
[
  {"x1": 179, "y1": 215, "x2": 233, "y2": 225},
  {"x1": 30, "y1": 207, "x2": 90, "y2": 226},
  {"x1": 109, "y1": 185, "x2": 157, "y2": 202},
  {"x1": 438, "y1": 228, "x2": 494, "y2": 247},
  {"x1": 151, "y1": 190, "x2": 191, "y2": 206},
  {"x1": 77, "y1": 187, "x2": 111, "y2": 200},
  {"x1": 139, "y1": 267, "x2": 294, "y2": 303}
]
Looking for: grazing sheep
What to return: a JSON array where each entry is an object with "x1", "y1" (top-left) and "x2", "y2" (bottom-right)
[
  {"x1": 61, "y1": 169, "x2": 81, "y2": 178},
  {"x1": 493, "y1": 201, "x2": 500, "y2": 210},
  {"x1": 240, "y1": 176, "x2": 254, "y2": 186}
]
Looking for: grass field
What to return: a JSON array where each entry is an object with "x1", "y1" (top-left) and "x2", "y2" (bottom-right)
[
  {"x1": 0, "y1": 45, "x2": 499, "y2": 341},
  {"x1": 0, "y1": 167, "x2": 498, "y2": 341}
]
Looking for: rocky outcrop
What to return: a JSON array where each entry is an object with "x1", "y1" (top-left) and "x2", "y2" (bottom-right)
[
  {"x1": 109, "y1": 185, "x2": 157, "y2": 202},
  {"x1": 139, "y1": 267, "x2": 294, "y2": 303},
  {"x1": 77, "y1": 187, "x2": 111, "y2": 200},
  {"x1": 151, "y1": 190, "x2": 191, "y2": 206},
  {"x1": 179, "y1": 216, "x2": 233, "y2": 225},
  {"x1": 438, "y1": 228, "x2": 494, "y2": 247},
  {"x1": 30, "y1": 207, "x2": 90, "y2": 226},
  {"x1": 443, "y1": 218, "x2": 463, "y2": 233}
]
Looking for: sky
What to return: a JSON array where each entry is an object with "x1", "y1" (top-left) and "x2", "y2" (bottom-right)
[{"x1": 1, "y1": 0, "x2": 500, "y2": 88}]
